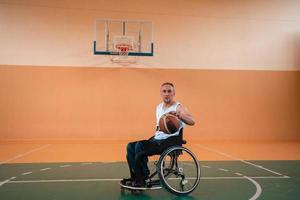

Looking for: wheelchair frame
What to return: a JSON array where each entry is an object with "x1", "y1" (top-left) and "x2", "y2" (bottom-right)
[{"x1": 121, "y1": 130, "x2": 201, "y2": 196}]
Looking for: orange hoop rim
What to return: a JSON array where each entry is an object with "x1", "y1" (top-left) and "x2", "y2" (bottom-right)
[{"x1": 115, "y1": 43, "x2": 133, "y2": 52}]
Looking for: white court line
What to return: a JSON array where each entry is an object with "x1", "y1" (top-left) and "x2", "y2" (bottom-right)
[
  {"x1": 244, "y1": 176, "x2": 262, "y2": 200},
  {"x1": 40, "y1": 168, "x2": 51, "y2": 171},
  {"x1": 235, "y1": 172, "x2": 243, "y2": 176},
  {"x1": 196, "y1": 144, "x2": 287, "y2": 177},
  {"x1": 6, "y1": 176, "x2": 290, "y2": 184},
  {"x1": 218, "y1": 168, "x2": 229, "y2": 172},
  {"x1": 9, "y1": 178, "x2": 122, "y2": 183},
  {"x1": 208, "y1": 173, "x2": 262, "y2": 200},
  {"x1": 0, "y1": 179, "x2": 11, "y2": 186},
  {"x1": 22, "y1": 172, "x2": 32, "y2": 176},
  {"x1": 59, "y1": 165, "x2": 72, "y2": 168},
  {"x1": 0, "y1": 144, "x2": 51, "y2": 165},
  {"x1": 203, "y1": 176, "x2": 289, "y2": 180},
  {"x1": 0, "y1": 177, "x2": 16, "y2": 187}
]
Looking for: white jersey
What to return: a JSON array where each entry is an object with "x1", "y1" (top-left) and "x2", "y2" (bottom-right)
[{"x1": 154, "y1": 102, "x2": 185, "y2": 140}]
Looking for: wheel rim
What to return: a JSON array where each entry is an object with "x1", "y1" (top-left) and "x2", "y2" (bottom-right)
[{"x1": 160, "y1": 147, "x2": 200, "y2": 194}]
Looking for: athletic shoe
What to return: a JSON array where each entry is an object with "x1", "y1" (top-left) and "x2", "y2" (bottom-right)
[
  {"x1": 131, "y1": 179, "x2": 146, "y2": 188},
  {"x1": 120, "y1": 178, "x2": 134, "y2": 186}
]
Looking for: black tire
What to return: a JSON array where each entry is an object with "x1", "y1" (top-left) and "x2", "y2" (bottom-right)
[{"x1": 157, "y1": 146, "x2": 200, "y2": 195}]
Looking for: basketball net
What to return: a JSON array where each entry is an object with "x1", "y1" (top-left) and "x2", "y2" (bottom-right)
[
  {"x1": 116, "y1": 44, "x2": 132, "y2": 58},
  {"x1": 110, "y1": 36, "x2": 137, "y2": 65}
]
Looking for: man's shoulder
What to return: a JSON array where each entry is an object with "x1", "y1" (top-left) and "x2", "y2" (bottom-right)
[{"x1": 156, "y1": 102, "x2": 164, "y2": 108}]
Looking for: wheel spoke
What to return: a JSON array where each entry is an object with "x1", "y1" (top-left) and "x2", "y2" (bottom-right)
[{"x1": 158, "y1": 146, "x2": 201, "y2": 195}]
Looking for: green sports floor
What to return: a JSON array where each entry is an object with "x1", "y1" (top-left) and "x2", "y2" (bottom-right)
[{"x1": 1, "y1": 160, "x2": 300, "y2": 200}]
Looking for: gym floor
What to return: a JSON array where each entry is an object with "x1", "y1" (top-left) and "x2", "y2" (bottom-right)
[
  {"x1": 1, "y1": 1, "x2": 300, "y2": 200},
  {"x1": 1, "y1": 141, "x2": 299, "y2": 200}
]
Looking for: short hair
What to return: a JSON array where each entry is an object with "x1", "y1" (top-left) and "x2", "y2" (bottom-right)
[{"x1": 161, "y1": 82, "x2": 175, "y2": 88}]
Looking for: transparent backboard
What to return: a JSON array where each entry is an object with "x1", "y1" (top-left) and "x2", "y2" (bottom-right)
[{"x1": 94, "y1": 19, "x2": 154, "y2": 56}]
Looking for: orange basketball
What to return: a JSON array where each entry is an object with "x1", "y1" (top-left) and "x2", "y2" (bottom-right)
[{"x1": 159, "y1": 113, "x2": 180, "y2": 134}]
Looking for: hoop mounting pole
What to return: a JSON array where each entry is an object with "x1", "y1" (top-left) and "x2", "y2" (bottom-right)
[{"x1": 123, "y1": 21, "x2": 126, "y2": 35}]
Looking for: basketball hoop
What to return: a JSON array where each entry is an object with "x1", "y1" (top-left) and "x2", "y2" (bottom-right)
[
  {"x1": 93, "y1": 19, "x2": 154, "y2": 65},
  {"x1": 115, "y1": 44, "x2": 133, "y2": 57},
  {"x1": 110, "y1": 36, "x2": 137, "y2": 65}
]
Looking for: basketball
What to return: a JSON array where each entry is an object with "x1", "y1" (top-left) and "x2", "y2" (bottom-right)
[{"x1": 159, "y1": 113, "x2": 180, "y2": 134}]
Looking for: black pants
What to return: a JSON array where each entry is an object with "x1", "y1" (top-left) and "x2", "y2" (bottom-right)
[{"x1": 126, "y1": 135, "x2": 182, "y2": 181}]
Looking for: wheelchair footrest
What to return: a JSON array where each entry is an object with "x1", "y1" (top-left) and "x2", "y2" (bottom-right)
[
  {"x1": 120, "y1": 182, "x2": 162, "y2": 190},
  {"x1": 146, "y1": 179, "x2": 161, "y2": 187}
]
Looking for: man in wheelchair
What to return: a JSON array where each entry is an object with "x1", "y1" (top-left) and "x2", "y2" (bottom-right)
[{"x1": 121, "y1": 82, "x2": 195, "y2": 188}]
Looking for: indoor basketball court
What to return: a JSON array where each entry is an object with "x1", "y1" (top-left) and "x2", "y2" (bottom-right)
[{"x1": 1, "y1": 1, "x2": 300, "y2": 200}]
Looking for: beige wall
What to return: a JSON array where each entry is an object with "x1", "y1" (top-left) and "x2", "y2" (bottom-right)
[
  {"x1": 0, "y1": 0, "x2": 300, "y2": 70},
  {"x1": 0, "y1": 1, "x2": 300, "y2": 142},
  {"x1": 1, "y1": 65, "x2": 299, "y2": 141}
]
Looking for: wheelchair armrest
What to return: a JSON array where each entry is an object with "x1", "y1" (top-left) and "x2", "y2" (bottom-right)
[{"x1": 148, "y1": 136, "x2": 155, "y2": 140}]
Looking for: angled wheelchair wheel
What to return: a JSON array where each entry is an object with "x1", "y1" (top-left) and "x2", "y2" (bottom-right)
[{"x1": 157, "y1": 146, "x2": 200, "y2": 196}]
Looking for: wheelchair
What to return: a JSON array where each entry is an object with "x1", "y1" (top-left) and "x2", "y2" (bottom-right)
[{"x1": 120, "y1": 129, "x2": 201, "y2": 196}]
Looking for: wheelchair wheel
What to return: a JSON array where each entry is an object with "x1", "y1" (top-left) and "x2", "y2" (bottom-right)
[{"x1": 157, "y1": 146, "x2": 200, "y2": 195}]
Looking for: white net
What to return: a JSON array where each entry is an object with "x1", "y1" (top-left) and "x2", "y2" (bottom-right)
[
  {"x1": 116, "y1": 44, "x2": 131, "y2": 57},
  {"x1": 110, "y1": 36, "x2": 137, "y2": 64}
]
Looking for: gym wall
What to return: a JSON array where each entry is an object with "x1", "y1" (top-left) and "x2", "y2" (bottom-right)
[
  {"x1": 0, "y1": 0, "x2": 299, "y2": 141},
  {"x1": 1, "y1": 0, "x2": 299, "y2": 69}
]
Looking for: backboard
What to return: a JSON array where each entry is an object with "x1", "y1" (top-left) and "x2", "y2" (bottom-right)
[{"x1": 93, "y1": 19, "x2": 154, "y2": 57}]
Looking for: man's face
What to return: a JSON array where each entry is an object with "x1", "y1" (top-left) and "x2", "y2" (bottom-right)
[{"x1": 160, "y1": 85, "x2": 175, "y2": 104}]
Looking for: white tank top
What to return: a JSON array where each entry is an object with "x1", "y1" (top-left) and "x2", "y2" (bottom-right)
[{"x1": 154, "y1": 102, "x2": 185, "y2": 140}]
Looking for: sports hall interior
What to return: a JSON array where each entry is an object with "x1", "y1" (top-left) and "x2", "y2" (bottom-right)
[{"x1": 0, "y1": 1, "x2": 300, "y2": 199}]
